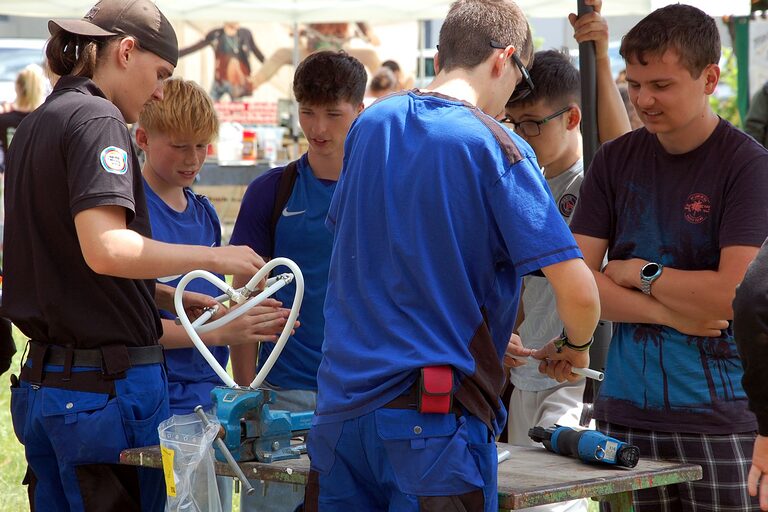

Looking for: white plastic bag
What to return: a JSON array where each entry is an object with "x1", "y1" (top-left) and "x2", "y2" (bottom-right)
[{"x1": 158, "y1": 413, "x2": 223, "y2": 512}]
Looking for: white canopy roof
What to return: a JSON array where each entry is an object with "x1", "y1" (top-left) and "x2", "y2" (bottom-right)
[{"x1": 0, "y1": 0, "x2": 750, "y2": 23}]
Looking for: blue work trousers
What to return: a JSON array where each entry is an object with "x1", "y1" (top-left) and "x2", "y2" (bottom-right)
[
  {"x1": 305, "y1": 408, "x2": 498, "y2": 511},
  {"x1": 10, "y1": 363, "x2": 170, "y2": 511}
]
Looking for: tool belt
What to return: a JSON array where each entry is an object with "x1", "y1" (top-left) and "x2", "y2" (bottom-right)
[
  {"x1": 19, "y1": 342, "x2": 164, "y2": 395},
  {"x1": 384, "y1": 366, "x2": 462, "y2": 416}
]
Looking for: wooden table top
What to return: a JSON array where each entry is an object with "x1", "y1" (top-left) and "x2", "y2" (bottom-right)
[{"x1": 121, "y1": 443, "x2": 701, "y2": 510}]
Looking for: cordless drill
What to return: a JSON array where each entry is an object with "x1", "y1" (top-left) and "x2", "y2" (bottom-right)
[{"x1": 528, "y1": 425, "x2": 640, "y2": 468}]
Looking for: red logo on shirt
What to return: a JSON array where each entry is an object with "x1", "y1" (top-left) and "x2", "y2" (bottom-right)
[
  {"x1": 684, "y1": 193, "x2": 711, "y2": 224},
  {"x1": 558, "y1": 194, "x2": 578, "y2": 218}
]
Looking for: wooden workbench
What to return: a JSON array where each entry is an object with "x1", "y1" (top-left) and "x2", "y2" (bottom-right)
[{"x1": 121, "y1": 443, "x2": 701, "y2": 511}]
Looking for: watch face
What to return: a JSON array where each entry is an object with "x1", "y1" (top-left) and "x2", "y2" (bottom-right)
[{"x1": 642, "y1": 263, "x2": 660, "y2": 279}]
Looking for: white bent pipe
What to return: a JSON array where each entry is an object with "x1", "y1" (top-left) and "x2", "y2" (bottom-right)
[{"x1": 173, "y1": 257, "x2": 304, "y2": 389}]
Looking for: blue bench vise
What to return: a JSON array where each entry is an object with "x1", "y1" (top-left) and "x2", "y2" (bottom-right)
[{"x1": 211, "y1": 386, "x2": 313, "y2": 463}]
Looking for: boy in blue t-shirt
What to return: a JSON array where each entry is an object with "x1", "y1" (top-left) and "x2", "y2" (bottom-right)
[
  {"x1": 136, "y1": 78, "x2": 293, "y2": 511},
  {"x1": 307, "y1": 1, "x2": 601, "y2": 510},
  {"x1": 229, "y1": 51, "x2": 366, "y2": 512}
]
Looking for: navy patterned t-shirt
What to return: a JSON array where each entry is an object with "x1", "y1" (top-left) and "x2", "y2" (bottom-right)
[{"x1": 571, "y1": 118, "x2": 768, "y2": 434}]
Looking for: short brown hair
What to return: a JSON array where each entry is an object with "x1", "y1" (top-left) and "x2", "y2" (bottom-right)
[
  {"x1": 293, "y1": 51, "x2": 367, "y2": 106},
  {"x1": 509, "y1": 50, "x2": 579, "y2": 108},
  {"x1": 370, "y1": 67, "x2": 397, "y2": 95},
  {"x1": 139, "y1": 78, "x2": 219, "y2": 143},
  {"x1": 437, "y1": 0, "x2": 532, "y2": 73},
  {"x1": 620, "y1": 4, "x2": 720, "y2": 78}
]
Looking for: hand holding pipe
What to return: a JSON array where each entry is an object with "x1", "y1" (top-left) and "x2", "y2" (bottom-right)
[
  {"x1": 174, "y1": 257, "x2": 304, "y2": 389},
  {"x1": 525, "y1": 356, "x2": 604, "y2": 381}
]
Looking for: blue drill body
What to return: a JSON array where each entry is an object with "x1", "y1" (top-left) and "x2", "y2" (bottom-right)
[{"x1": 529, "y1": 425, "x2": 640, "y2": 468}]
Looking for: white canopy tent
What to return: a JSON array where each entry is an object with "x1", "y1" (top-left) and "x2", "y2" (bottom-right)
[
  {"x1": 0, "y1": 0, "x2": 748, "y2": 143},
  {"x1": 0, "y1": 0, "x2": 750, "y2": 22}
]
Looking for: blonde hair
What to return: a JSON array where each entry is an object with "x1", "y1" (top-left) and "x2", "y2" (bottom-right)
[
  {"x1": 139, "y1": 78, "x2": 219, "y2": 143},
  {"x1": 14, "y1": 65, "x2": 46, "y2": 112}
]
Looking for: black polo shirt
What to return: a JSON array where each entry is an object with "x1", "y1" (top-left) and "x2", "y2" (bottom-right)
[
  {"x1": 1, "y1": 76, "x2": 162, "y2": 349},
  {"x1": 0, "y1": 110, "x2": 28, "y2": 173}
]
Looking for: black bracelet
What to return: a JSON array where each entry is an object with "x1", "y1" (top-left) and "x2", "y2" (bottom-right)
[{"x1": 553, "y1": 329, "x2": 593, "y2": 353}]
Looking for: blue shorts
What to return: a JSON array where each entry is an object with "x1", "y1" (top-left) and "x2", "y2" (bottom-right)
[
  {"x1": 11, "y1": 363, "x2": 169, "y2": 512},
  {"x1": 305, "y1": 408, "x2": 497, "y2": 511}
]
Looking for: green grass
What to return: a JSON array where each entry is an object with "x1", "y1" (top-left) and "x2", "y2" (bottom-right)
[{"x1": 0, "y1": 328, "x2": 32, "y2": 512}]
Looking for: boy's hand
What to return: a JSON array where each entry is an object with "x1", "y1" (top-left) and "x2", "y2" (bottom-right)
[
  {"x1": 664, "y1": 310, "x2": 729, "y2": 338},
  {"x1": 180, "y1": 289, "x2": 221, "y2": 321},
  {"x1": 568, "y1": 0, "x2": 610, "y2": 61},
  {"x1": 210, "y1": 299, "x2": 299, "y2": 346},
  {"x1": 748, "y1": 435, "x2": 768, "y2": 511},
  {"x1": 531, "y1": 337, "x2": 590, "y2": 382},
  {"x1": 603, "y1": 258, "x2": 645, "y2": 289},
  {"x1": 210, "y1": 245, "x2": 267, "y2": 281},
  {"x1": 503, "y1": 333, "x2": 533, "y2": 371},
  {"x1": 155, "y1": 283, "x2": 219, "y2": 315}
]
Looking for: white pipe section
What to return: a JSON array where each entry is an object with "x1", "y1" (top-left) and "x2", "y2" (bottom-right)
[
  {"x1": 173, "y1": 257, "x2": 304, "y2": 389},
  {"x1": 195, "y1": 278, "x2": 290, "y2": 335},
  {"x1": 175, "y1": 270, "x2": 238, "y2": 387},
  {"x1": 524, "y1": 356, "x2": 604, "y2": 381},
  {"x1": 250, "y1": 260, "x2": 303, "y2": 388}
]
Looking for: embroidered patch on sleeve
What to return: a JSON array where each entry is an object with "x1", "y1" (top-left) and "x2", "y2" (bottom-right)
[{"x1": 99, "y1": 146, "x2": 128, "y2": 175}]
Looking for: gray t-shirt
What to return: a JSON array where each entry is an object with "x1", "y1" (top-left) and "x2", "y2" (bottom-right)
[{"x1": 510, "y1": 159, "x2": 583, "y2": 391}]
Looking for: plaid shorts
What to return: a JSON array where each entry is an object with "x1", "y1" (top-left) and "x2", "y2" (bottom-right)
[{"x1": 598, "y1": 422, "x2": 760, "y2": 512}]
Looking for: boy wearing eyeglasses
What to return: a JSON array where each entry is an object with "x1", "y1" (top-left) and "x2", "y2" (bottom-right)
[
  {"x1": 501, "y1": 4, "x2": 629, "y2": 511},
  {"x1": 304, "y1": 0, "x2": 601, "y2": 510}
]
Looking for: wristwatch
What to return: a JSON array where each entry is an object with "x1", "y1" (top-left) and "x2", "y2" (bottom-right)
[
  {"x1": 640, "y1": 262, "x2": 663, "y2": 295},
  {"x1": 553, "y1": 329, "x2": 593, "y2": 353}
]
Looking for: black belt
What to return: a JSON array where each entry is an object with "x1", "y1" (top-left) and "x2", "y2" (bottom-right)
[
  {"x1": 383, "y1": 382, "x2": 463, "y2": 417},
  {"x1": 21, "y1": 342, "x2": 165, "y2": 394},
  {"x1": 41, "y1": 344, "x2": 164, "y2": 367}
]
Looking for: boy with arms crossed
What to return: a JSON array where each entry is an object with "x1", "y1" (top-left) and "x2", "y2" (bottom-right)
[{"x1": 571, "y1": 5, "x2": 768, "y2": 510}]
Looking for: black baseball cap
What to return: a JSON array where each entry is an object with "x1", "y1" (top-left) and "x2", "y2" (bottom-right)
[{"x1": 48, "y1": 0, "x2": 178, "y2": 67}]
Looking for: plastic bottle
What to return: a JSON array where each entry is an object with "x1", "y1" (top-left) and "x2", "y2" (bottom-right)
[
  {"x1": 217, "y1": 122, "x2": 244, "y2": 165},
  {"x1": 242, "y1": 129, "x2": 257, "y2": 163}
]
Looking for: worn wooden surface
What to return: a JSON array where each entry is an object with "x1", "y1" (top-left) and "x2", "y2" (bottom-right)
[
  {"x1": 121, "y1": 443, "x2": 702, "y2": 511},
  {"x1": 495, "y1": 445, "x2": 701, "y2": 510},
  {"x1": 120, "y1": 445, "x2": 310, "y2": 485}
]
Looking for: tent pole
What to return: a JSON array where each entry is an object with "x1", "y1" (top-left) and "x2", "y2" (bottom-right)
[
  {"x1": 734, "y1": 15, "x2": 750, "y2": 124},
  {"x1": 578, "y1": 0, "x2": 597, "y2": 171},
  {"x1": 577, "y1": 0, "x2": 611, "y2": 402}
]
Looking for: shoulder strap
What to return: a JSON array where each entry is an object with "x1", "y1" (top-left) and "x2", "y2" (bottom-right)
[{"x1": 269, "y1": 159, "x2": 300, "y2": 247}]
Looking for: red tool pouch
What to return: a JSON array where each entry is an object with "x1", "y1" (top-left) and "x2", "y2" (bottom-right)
[{"x1": 418, "y1": 366, "x2": 453, "y2": 414}]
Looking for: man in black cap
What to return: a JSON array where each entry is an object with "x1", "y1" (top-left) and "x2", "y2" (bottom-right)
[{"x1": 3, "y1": 1, "x2": 268, "y2": 510}]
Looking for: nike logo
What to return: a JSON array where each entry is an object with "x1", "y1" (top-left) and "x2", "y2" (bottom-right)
[{"x1": 282, "y1": 207, "x2": 306, "y2": 217}]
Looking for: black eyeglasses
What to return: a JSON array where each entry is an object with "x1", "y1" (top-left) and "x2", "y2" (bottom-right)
[
  {"x1": 499, "y1": 105, "x2": 572, "y2": 137},
  {"x1": 489, "y1": 40, "x2": 534, "y2": 103}
]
